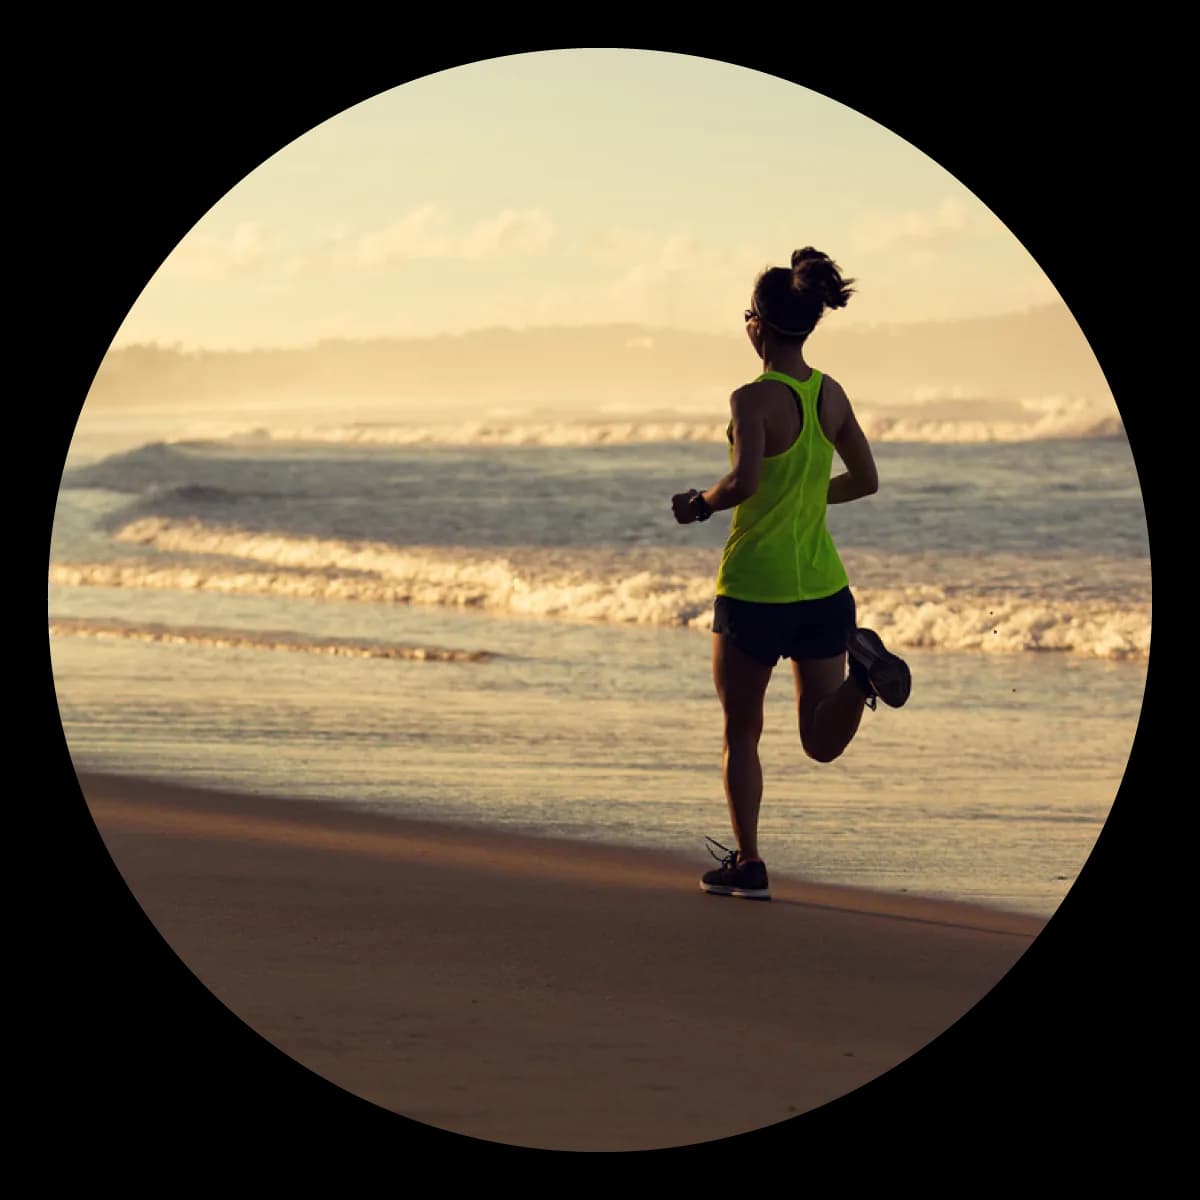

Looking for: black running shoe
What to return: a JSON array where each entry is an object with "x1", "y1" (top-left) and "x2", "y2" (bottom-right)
[
  {"x1": 847, "y1": 627, "x2": 912, "y2": 710},
  {"x1": 700, "y1": 837, "x2": 771, "y2": 901}
]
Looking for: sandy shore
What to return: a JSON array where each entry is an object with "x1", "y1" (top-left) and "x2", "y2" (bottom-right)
[{"x1": 77, "y1": 770, "x2": 1044, "y2": 1152}]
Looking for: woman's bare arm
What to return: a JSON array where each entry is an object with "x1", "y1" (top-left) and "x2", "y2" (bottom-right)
[
  {"x1": 672, "y1": 386, "x2": 767, "y2": 523},
  {"x1": 703, "y1": 386, "x2": 767, "y2": 512},
  {"x1": 825, "y1": 376, "x2": 878, "y2": 504}
]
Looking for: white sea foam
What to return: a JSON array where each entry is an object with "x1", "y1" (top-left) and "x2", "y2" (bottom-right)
[
  {"x1": 48, "y1": 517, "x2": 1151, "y2": 660},
  {"x1": 855, "y1": 408, "x2": 1124, "y2": 444},
  {"x1": 49, "y1": 618, "x2": 494, "y2": 662},
  {"x1": 203, "y1": 420, "x2": 730, "y2": 448},
  {"x1": 174, "y1": 406, "x2": 1125, "y2": 450}
]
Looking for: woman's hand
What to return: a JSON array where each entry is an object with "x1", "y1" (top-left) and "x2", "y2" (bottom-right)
[{"x1": 672, "y1": 490, "x2": 700, "y2": 524}]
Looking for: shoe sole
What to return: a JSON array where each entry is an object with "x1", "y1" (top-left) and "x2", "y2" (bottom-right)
[
  {"x1": 700, "y1": 882, "x2": 772, "y2": 901},
  {"x1": 849, "y1": 628, "x2": 912, "y2": 709}
]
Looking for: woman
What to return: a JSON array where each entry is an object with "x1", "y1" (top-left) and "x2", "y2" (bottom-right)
[{"x1": 671, "y1": 248, "x2": 911, "y2": 902}]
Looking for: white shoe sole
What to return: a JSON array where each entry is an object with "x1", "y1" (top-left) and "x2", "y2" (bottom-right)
[{"x1": 700, "y1": 882, "x2": 772, "y2": 901}]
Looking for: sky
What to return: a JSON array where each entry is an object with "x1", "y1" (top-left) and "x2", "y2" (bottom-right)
[{"x1": 112, "y1": 49, "x2": 1065, "y2": 351}]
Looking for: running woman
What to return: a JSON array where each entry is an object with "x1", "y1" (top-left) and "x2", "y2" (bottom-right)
[{"x1": 671, "y1": 248, "x2": 911, "y2": 902}]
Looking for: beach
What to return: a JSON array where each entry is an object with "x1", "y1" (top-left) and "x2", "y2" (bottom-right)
[
  {"x1": 50, "y1": 359, "x2": 1148, "y2": 1153},
  {"x1": 79, "y1": 770, "x2": 1044, "y2": 1152}
]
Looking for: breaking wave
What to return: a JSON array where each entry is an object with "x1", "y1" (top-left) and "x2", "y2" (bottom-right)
[
  {"x1": 188, "y1": 405, "x2": 1125, "y2": 449},
  {"x1": 48, "y1": 517, "x2": 1151, "y2": 660}
]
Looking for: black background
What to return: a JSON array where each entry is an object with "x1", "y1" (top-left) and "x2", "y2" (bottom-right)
[{"x1": 32, "y1": 27, "x2": 1171, "y2": 1175}]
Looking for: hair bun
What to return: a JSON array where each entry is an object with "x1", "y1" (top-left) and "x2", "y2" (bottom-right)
[
  {"x1": 790, "y1": 247, "x2": 828, "y2": 268},
  {"x1": 790, "y1": 247, "x2": 855, "y2": 311}
]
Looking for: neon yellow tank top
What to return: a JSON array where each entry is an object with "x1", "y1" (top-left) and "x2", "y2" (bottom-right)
[{"x1": 715, "y1": 369, "x2": 849, "y2": 603}]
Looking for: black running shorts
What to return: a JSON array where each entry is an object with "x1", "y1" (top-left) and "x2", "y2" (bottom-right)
[{"x1": 712, "y1": 586, "x2": 857, "y2": 667}]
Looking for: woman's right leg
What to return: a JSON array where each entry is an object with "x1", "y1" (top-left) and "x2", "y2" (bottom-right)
[{"x1": 792, "y1": 654, "x2": 868, "y2": 763}]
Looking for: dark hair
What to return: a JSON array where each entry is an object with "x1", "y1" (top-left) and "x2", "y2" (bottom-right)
[{"x1": 752, "y1": 248, "x2": 855, "y2": 340}]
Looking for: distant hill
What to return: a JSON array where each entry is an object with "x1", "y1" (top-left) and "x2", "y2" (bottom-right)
[{"x1": 86, "y1": 304, "x2": 1115, "y2": 419}]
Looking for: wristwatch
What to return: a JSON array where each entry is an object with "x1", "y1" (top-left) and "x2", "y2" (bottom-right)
[{"x1": 692, "y1": 491, "x2": 712, "y2": 522}]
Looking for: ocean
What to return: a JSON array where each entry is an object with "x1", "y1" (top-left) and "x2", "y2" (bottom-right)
[{"x1": 48, "y1": 399, "x2": 1151, "y2": 917}]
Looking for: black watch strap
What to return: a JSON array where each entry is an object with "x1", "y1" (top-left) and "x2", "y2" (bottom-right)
[{"x1": 693, "y1": 491, "x2": 712, "y2": 521}]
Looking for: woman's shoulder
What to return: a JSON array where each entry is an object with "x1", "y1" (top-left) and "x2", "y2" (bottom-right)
[
  {"x1": 816, "y1": 372, "x2": 852, "y2": 406},
  {"x1": 738, "y1": 372, "x2": 804, "y2": 398},
  {"x1": 730, "y1": 379, "x2": 778, "y2": 407}
]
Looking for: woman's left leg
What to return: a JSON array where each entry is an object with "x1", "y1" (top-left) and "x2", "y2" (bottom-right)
[{"x1": 712, "y1": 633, "x2": 774, "y2": 860}]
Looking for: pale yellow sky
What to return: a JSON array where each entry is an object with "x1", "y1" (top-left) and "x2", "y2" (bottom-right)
[{"x1": 114, "y1": 49, "x2": 1063, "y2": 351}]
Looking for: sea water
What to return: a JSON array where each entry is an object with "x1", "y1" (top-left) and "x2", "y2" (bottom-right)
[{"x1": 48, "y1": 404, "x2": 1150, "y2": 916}]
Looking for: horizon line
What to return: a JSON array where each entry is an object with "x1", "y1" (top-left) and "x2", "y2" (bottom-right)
[{"x1": 107, "y1": 302, "x2": 1069, "y2": 356}]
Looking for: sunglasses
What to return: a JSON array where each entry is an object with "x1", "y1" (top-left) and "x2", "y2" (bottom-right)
[{"x1": 744, "y1": 308, "x2": 811, "y2": 337}]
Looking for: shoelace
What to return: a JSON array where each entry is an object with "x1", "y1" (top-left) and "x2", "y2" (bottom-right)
[
  {"x1": 848, "y1": 644, "x2": 878, "y2": 711},
  {"x1": 704, "y1": 835, "x2": 740, "y2": 871}
]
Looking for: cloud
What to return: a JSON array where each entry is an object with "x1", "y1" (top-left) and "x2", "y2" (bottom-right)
[
  {"x1": 590, "y1": 229, "x2": 766, "y2": 328},
  {"x1": 331, "y1": 206, "x2": 555, "y2": 268},
  {"x1": 458, "y1": 208, "x2": 554, "y2": 259},
  {"x1": 603, "y1": 232, "x2": 708, "y2": 305},
  {"x1": 847, "y1": 197, "x2": 976, "y2": 256},
  {"x1": 166, "y1": 207, "x2": 556, "y2": 282},
  {"x1": 587, "y1": 228, "x2": 698, "y2": 270},
  {"x1": 161, "y1": 221, "x2": 280, "y2": 280}
]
